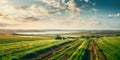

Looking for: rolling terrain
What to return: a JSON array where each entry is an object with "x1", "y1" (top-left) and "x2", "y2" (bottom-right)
[{"x1": 0, "y1": 30, "x2": 120, "y2": 60}]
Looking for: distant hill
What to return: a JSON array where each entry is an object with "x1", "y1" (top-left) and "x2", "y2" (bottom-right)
[{"x1": 0, "y1": 29, "x2": 120, "y2": 34}]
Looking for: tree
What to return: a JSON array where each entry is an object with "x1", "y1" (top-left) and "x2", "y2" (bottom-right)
[{"x1": 55, "y1": 35, "x2": 62, "y2": 40}]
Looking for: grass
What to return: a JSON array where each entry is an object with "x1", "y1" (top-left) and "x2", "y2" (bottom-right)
[
  {"x1": 50, "y1": 39, "x2": 84, "y2": 60},
  {"x1": 69, "y1": 39, "x2": 89, "y2": 60},
  {"x1": 0, "y1": 34, "x2": 120, "y2": 60},
  {"x1": 0, "y1": 33, "x2": 55, "y2": 44},
  {"x1": 0, "y1": 37, "x2": 41, "y2": 44},
  {"x1": 0, "y1": 39, "x2": 72, "y2": 60},
  {"x1": 96, "y1": 36, "x2": 120, "y2": 60}
]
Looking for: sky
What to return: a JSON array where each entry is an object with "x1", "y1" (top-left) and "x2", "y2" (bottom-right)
[{"x1": 0, "y1": 0, "x2": 120, "y2": 30}]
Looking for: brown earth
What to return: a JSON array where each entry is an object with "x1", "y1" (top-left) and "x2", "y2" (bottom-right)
[
  {"x1": 88, "y1": 40, "x2": 108, "y2": 60},
  {"x1": 25, "y1": 40, "x2": 76, "y2": 60}
]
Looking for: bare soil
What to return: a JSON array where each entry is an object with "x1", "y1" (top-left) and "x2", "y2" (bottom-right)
[
  {"x1": 25, "y1": 40, "x2": 76, "y2": 60},
  {"x1": 87, "y1": 40, "x2": 108, "y2": 60}
]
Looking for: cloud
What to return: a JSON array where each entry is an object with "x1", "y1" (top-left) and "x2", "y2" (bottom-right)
[
  {"x1": 0, "y1": 2, "x2": 103, "y2": 30},
  {"x1": 108, "y1": 13, "x2": 120, "y2": 18},
  {"x1": 0, "y1": 22, "x2": 17, "y2": 27},
  {"x1": 38, "y1": 0, "x2": 91, "y2": 15},
  {"x1": 0, "y1": 0, "x2": 94, "y2": 23},
  {"x1": 0, "y1": 13, "x2": 3, "y2": 16},
  {"x1": 0, "y1": 4, "x2": 51, "y2": 22},
  {"x1": 2, "y1": 0, "x2": 114, "y2": 30},
  {"x1": 0, "y1": 0, "x2": 83, "y2": 23},
  {"x1": 116, "y1": 13, "x2": 120, "y2": 17},
  {"x1": 33, "y1": 16, "x2": 108, "y2": 30},
  {"x1": 0, "y1": 4, "x2": 50, "y2": 17},
  {"x1": 0, "y1": 23, "x2": 8, "y2": 27},
  {"x1": 92, "y1": 3, "x2": 96, "y2": 6},
  {"x1": 0, "y1": 0, "x2": 8, "y2": 4},
  {"x1": 84, "y1": 0, "x2": 89, "y2": 3}
]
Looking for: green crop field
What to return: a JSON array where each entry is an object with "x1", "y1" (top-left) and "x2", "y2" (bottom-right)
[
  {"x1": 0, "y1": 35, "x2": 120, "y2": 60},
  {"x1": 0, "y1": 37, "x2": 40, "y2": 44},
  {"x1": 95, "y1": 36, "x2": 120, "y2": 60},
  {"x1": 0, "y1": 38, "x2": 73, "y2": 60}
]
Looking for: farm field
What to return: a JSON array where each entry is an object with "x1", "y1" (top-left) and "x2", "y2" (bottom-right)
[
  {"x1": 95, "y1": 36, "x2": 120, "y2": 60},
  {"x1": 0, "y1": 33, "x2": 120, "y2": 60},
  {"x1": 0, "y1": 0, "x2": 120, "y2": 60}
]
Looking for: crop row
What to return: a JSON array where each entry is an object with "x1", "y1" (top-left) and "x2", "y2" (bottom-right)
[
  {"x1": 49, "y1": 39, "x2": 89, "y2": 60},
  {"x1": 0, "y1": 37, "x2": 41, "y2": 44},
  {"x1": 69, "y1": 39, "x2": 89, "y2": 60},
  {"x1": 0, "y1": 40, "x2": 73, "y2": 60},
  {"x1": 95, "y1": 36, "x2": 120, "y2": 60}
]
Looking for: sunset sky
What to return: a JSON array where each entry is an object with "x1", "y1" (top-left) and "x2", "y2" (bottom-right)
[{"x1": 0, "y1": 0, "x2": 120, "y2": 30}]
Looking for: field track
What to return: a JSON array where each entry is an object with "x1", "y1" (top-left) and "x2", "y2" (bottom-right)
[
  {"x1": 21, "y1": 39, "x2": 108, "y2": 60},
  {"x1": 23, "y1": 40, "x2": 77, "y2": 60},
  {"x1": 86, "y1": 39, "x2": 108, "y2": 60}
]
